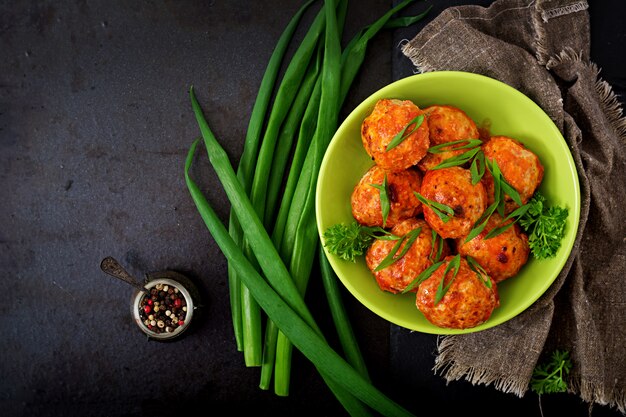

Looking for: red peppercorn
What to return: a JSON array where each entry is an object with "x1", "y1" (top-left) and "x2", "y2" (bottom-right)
[
  {"x1": 174, "y1": 298, "x2": 182, "y2": 308},
  {"x1": 144, "y1": 305, "x2": 152, "y2": 314},
  {"x1": 178, "y1": 320, "x2": 184, "y2": 326},
  {"x1": 147, "y1": 299, "x2": 153, "y2": 305}
]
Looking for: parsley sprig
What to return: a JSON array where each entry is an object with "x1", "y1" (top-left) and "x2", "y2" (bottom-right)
[
  {"x1": 519, "y1": 193, "x2": 569, "y2": 259},
  {"x1": 530, "y1": 350, "x2": 572, "y2": 395},
  {"x1": 323, "y1": 222, "x2": 399, "y2": 262}
]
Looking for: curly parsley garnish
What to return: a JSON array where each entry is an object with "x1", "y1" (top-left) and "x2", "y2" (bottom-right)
[
  {"x1": 519, "y1": 193, "x2": 569, "y2": 259},
  {"x1": 531, "y1": 350, "x2": 572, "y2": 395},
  {"x1": 322, "y1": 222, "x2": 399, "y2": 262}
]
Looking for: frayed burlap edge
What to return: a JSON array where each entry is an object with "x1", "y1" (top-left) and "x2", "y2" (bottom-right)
[
  {"x1": 433, "y1": 336, "x2": 529, "y2": 397},
  {"x1": 570, "y1": 380, "x2": 626, "y2": 414},
  {"x1": 399, "y1": 38, "x2": 436, "y2": 74},
  {"x1": 546, "y1": 47, "x2": 626, "y2": 142}
]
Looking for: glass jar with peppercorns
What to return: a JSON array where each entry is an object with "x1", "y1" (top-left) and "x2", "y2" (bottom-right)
[{"x1": 130, "y1": 270, "x2": 199, "y2": 341}]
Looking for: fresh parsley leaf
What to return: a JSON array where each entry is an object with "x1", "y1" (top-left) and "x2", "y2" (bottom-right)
[
  {"x1": 530, "y1": 350, "x2": 572, "y2": 395},
  {"x1": 518, "y1": 193, "x2": 568, "y2": 259},
  {"x1": 323, "y1": 223, "x2": 399, "y2": 262}
]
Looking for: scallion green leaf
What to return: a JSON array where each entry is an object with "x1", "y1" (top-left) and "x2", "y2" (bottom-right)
[
  {"x1": 184, "y1": 139, "x2": 414, "y2": 417},
  {"x1": 370, "y1": 173, "x2": 390, "y2": 228},
  {"x1": 401, "y1": 260, "x2": 444, "y2": 294},
  {"x1": 431, "y1": 147, "x2": 480, "y2": 170},
  {"x1": 385, "y1": 114, "x2": 424, "y2": 152},
  {"x1": 435, "y1": 254, "x2": 461, "y2": 305},
  {"x1": 373, "y1": 227, "x2": 422, "y2": 272},
  {"x1": 466, "y1": 255, "x2": 492, "y2": 289},
  {"x1": 415, "y1": 192, "x2": 455, "y2": 223},
  {"x1": 470, "y1": 150, "x2": 486, "y2": 185},
  {"x1": 427, "y1": 139, "x2": 482, "y2": 154}
]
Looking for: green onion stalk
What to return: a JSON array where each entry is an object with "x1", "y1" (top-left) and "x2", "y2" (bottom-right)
[{"x1": 187, "y1": 0, "x2": 431, "y2": 413}]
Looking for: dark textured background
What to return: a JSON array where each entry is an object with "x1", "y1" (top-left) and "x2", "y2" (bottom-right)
[{"x1": 1, "y1": 1, "x2": 624, "y2": 416}]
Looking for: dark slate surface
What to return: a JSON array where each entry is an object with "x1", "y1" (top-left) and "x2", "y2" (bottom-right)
[{"x1": 1, "y1": 1, "x2": 624, "y2": 417}]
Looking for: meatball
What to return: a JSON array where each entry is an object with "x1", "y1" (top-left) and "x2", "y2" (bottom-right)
[
  {"x1": 361, "y1": 99, "x2": 430, "y2": 171},
  {"x1": 366, "y1": 218, "x2": 449, "y2": 294},
  {"x1": 482, "y1": 136, "x2": 544, "y2": 213},
  {"x1": 456, "y1": 213, "x2": 530, "y2": 283},
  {"x1": 419, "y1": 166, "x2": 487, "y2": 239},
  {"x1": 418, "y1": 105, "x2": 480, "y2": 172},
  {"x1": 351, "y1": 165, "x2": 422, "y2": 228},
  {"x1": 416, "y1": 255, "x2": 499, "y2": 329}
]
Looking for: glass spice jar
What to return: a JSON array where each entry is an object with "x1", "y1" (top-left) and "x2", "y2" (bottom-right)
[{"x1": 130, "y1": 270, "x2": 198, "y2": 341}]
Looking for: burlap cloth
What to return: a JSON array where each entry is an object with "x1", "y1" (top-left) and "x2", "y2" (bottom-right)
[{"x1": 400, "y1": 0, "x2": 626, "y2": 412}]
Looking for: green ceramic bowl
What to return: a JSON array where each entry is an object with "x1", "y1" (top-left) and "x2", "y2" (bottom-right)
[{"x1": 316, "y1": 71, "x2": 580, "y2": 334}]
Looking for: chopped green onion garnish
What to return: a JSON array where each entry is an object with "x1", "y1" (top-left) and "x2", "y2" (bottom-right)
[
  {"x1": 415, "y1": 192, "x2": 454, "y2": 223},
  {"x1": 386, "y1": 114, "x2": 424, "y2": 151},
  {"x1": 483, "y1": 203, "x2": 531, "y2": 239},
  {"x1": 428, "y1": 229, "x2": 444, "y2": 263},
  {"x1": 370, "y1": 173, "x2": 390, "y2": 227},
  {"x1": 401, "y1": 260, "x2": 444, "y2": 294},
  {"x1": 464, "y1": 200, "x2": 499, "y2": 243},
  {"x1": 431, "y1": 147, "x2": 481, "y2": 170},
  {"x1": 469, "y1": 150, "x2": 486, "y2": 184},
  {"x1": 427, "y1": 139, "x2": 482, "y2": 154},
  {"x1": 466, "y1": 255, "x2": 492, "y2": 289},
  {"x1": 435, "y1": 254, "x2": 461, "y2": 305},
  {"x1": 374, "y1": 227, "x2": 422, "y2": 271}
]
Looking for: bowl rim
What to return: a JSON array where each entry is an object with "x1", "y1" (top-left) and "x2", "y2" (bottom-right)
[
  {"x1": 131, "y1": 277, "x2": 194, "y2": 339},
  {"x1": 316, "y1": 70, "x2": 581, "y2": 334}
]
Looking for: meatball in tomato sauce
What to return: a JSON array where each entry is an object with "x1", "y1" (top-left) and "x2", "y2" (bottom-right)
[
  {"x1": 419, "y1": 166, "x2": 487, "y2": 239},
  {"x1": 456, "y1": 213, "x2": 530, "y2": 283},
  {"x1": 416, "y1": 255, "x2": 499, "y2": 330},
  {"x1": 418, "y1": 105, "x2": 480, "y2": 172},
  {"x1": 361, "y1": 99, "x2": 430, "y2": 171},
  {"x1": 366, "y1": 218, "x2": 449, "y2": 294},
  {"x1": 351, "y1": 165, "x2": 422, "y2": 228},
  {"x1": 482, "y1": 136, "x2": 544, "y2": 213}
]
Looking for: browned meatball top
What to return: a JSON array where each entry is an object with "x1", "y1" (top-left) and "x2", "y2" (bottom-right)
[
  {"x1": 361, "y1": 99, "x2": 430, "y2": 171},
  {"x1": 456, "y1": 213, "x2": 530, "y2": 283},
  {"x1": 418, "y1": 105, "x2": 480, "y2": 172},
  {"x1": 351, "y1": 165, "x2": 422, "y2": 228},
  {"x1": 482, "y1": 136, "x2": 544, "y2": 213},
  {"x1": 416, "y1": 255, "x2": 499, "y2": 329},
  {"x1": 419, "y1": 166, "x2": 487, "y2": 239},
  {"x1": 366, "y1": 218, "x2": 449, "y2": 294}
]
